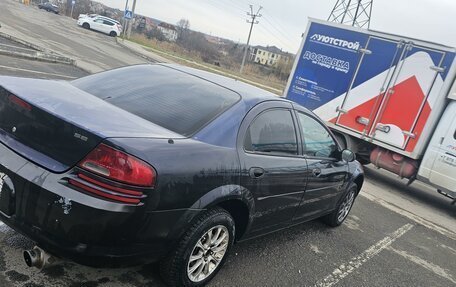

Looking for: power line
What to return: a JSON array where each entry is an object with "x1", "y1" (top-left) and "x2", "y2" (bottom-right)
[
  {"x1": 255, "y1": 22, "x2": 294, "y2": 51},
  {"x1": 240, "y1": 4, "x2": 262, "y2": 74},
  {"x1": 260, "y1": 16, "x2": 297, "y2": 51},
  {"x1": 260, "y1": 10, "x2": 291, "y2": 39},
  {"x1": 206, "y1": 1, "x2": 295, "y2": 51},
  {"x1": 221, "y1": 2, "x2": 298, "y2": 52}
]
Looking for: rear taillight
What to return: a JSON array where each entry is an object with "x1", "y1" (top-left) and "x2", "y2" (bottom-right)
[
  {"x1": 8, "y1": 94, "x2": 32, "y2": 111},
  {"x1": 68, "y1": 177, "x2": 142, "y2": 204},
  {"x1": 69, "y1": 144, "x2": 156, "y2": 204},
  {"x1": 78, "y1": 144, "x2": 155, "y2": 187}
]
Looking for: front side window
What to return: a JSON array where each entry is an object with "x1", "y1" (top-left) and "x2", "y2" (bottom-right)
[
  {"x1": 244, "y1": 109, "x2": 298, "y2": 156},
  {"x1": 298, "y1": 112, "x2": 338, "y2": 158}
]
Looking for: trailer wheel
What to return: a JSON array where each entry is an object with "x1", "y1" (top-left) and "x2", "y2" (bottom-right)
[{"x1": 356, "y1": 156, "x2": 371, "y2": 165}]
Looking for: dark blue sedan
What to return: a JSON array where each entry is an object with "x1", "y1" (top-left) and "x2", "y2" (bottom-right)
[
  {"x1": 0, "y1": 64, "x2": 363, "y2": 286},
  {"x1": 38, "y1": 2, "x2": 60, "y2": 14}
]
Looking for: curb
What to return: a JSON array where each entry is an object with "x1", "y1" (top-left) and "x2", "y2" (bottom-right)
[
  {"x1": 0, "y1": 31, "x2": 75, "y2": 65},
  {"x1": 0, "y1": 48, "x2": 74, "y2": 65},
  {"x1": 116, "y1": 39, "x2": 163, "y2": 63},
  {"x1": 0, "y1": 31, "x2": 45, "y2": 52}
]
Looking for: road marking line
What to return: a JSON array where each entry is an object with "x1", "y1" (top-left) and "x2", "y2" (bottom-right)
[
  {"x1": 314, "y1": 223, "x2": 414, "y2": 287},
  {"x1": 388, "y1": 247, "x2": 456, "y2": 284},
  {"x1": 360, "y1": 192, "x2": 456, "y2": 240},
  {"x1": 439, "y1": 244, "x2": 456, "y2": 256},
  {"x1": 0, "y1": 65, "x2": 77, "y2": 79}
]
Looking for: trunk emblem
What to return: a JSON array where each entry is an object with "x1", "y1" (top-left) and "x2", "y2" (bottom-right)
[
  {"x1": 11, "y1": 127, "x2": 16, "y2": 133},
  {"x1": 74, "y1": 133, "x2": 88, "y2": 142}
]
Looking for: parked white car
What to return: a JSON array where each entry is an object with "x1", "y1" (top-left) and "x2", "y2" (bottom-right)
[
  {"x1": 78, "y1": 14, "x2": 121, "y2": 25},
  {"x1": 77, "y1": 15, "x2": 122, "y2": 37}
]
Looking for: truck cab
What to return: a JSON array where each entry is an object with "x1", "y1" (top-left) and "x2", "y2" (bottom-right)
[{"x1": 419, "y1": 89, "x2": 456, "y2": 202}]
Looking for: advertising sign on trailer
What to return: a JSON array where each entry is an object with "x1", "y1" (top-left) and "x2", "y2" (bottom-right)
[
  {"x1": 285, "y1": 19, "x2": 456, "y2": 159},
  {"x1": 286, "y1": 22, "x2": 369, "y2": 111}
]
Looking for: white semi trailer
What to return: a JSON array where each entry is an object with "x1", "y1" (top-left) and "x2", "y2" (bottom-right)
[{"x1": 285, "y1": 19, "x2": 456, "y2": 203}]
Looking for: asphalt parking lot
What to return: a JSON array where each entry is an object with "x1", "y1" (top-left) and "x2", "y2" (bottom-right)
[
  {"x1": 0, "y1": 0, "x2": 151, "y2": 73},
  {"x1": 0, "y1": 166, "x2": 454, "y2": 287},
  {"x1": 0, "y1": 54, "x2": 87, "y2": 80},
  {"x1": 0, "y1": 1, "x2": 455, "y2": 287},
  {"x1": 0, "y1": 58, "x2": 455, "y2": 287}
]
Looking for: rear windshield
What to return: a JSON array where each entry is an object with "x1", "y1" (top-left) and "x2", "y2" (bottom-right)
[{"x1": 72, "y1": 65, "x2": 240, "y2": 136}]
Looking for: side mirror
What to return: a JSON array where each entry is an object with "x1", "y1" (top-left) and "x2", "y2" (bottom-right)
[{"x1": 341, "y1": 149, "x2": 356, "y2": 163}]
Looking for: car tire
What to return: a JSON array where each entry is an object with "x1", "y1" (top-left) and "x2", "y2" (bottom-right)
[
  {"x1": 160, "y1": 207, "x2": 235, "y2": 287},
  {"x1": 109, "y1": 31, "x2": 117, "y2": 37},
  {"x1": 322, "y1": 183, "x2": 357, "y2": 227},
  {"x1": 82, "y1": 23, "x2": 90, "y2": 29}
]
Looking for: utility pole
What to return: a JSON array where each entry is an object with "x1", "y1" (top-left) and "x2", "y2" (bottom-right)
[
  {"x1": 121, "y1": 0, "x2": 129, "y2": 41},
  {"x1": 127, "y1": 0, "x2": 137, "y2": 39},
  {"x1": 240, "y1": 4, "x2": 262, "y2": 74},
  {"x1": 70, "y1": 0, "x2": 75, "y2": 19}
]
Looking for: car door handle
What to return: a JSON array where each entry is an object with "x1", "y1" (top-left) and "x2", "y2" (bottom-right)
[
  {"x1": 249, "y1": 167, "x2": 265, "y2": 179},
  {"x1": 312, "y1": 168, "x2": 322, "y2": 177}
]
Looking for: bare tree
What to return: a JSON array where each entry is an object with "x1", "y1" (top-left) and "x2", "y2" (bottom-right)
[
  {"x1": 274, "y1": 55, "x2": 295, "y2": 80},
  {"x1": 176, "y1": 18, "x2": 190, "y2": 42},
  {"x1": 146, "y1": 27, "x2": 166, "y2": 42}
]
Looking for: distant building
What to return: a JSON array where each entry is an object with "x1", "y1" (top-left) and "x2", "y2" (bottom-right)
[
  {"x1": 250, "y1": 45, "x2": 291, "y2": 67},
  {"x1": 157, "y1": 22, "x2": 178, "y2": 42},
  {"x1": 204, "y1": 35, "x2": 224, "y2": 45}
]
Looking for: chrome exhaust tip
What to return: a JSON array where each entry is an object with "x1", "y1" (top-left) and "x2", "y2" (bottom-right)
[{"x1": 23, "y1": 246, "x2": 57, "y2": 269}]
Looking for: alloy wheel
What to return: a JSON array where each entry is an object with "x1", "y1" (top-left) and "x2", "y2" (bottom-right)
[
  {"x1": 337, "y1": 189, "x2": 355, "y2": 223},
  {"x1": 187, "y1": 225, "x2": 229, "y2": 282}
]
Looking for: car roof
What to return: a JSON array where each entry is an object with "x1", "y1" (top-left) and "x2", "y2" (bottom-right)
[
  {"x1": 156, "y1": 64, "x2": 289, "y2": 107},
  {"x1": 95, "y1": 16, "x2": 120, "y2": 24},
  {"x1": 74, "y1": 63, "x2": 297, "y2": 113}
]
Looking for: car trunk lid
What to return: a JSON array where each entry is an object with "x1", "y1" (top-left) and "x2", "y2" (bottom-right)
[{"x1": 0, "y1": 76, "x2": 182, "y2": 172}]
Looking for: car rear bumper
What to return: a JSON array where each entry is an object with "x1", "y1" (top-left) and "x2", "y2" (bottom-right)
[
  {"x1": 0, "y1": 143, "x2": 201, "y2": 266},
  {"x1": 0, "y1": 208, "x2": 185, "y2": 266},
  {"x1": 0, "y1": 213, "x2": 167, "y2": 266}
]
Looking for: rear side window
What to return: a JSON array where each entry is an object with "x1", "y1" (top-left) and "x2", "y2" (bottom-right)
[
  {"x1": 244, "y1": 109, "x2": 298, "y2": 155},
  {"x1": 103, "y1": 20, "x2": 114, "y2": 26},
  {"x1": 72, "y1": 65, "x2": 240, "y2": 136}
]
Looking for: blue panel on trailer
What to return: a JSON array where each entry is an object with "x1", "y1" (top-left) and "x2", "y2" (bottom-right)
[{"x1": 286, "y1": 22, "x2": 369, "y2": 110}]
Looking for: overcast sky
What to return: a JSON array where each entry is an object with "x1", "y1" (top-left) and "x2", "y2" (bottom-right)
[{"x1": 96, "y1": 0, "x2": 456, "y2": 53}]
